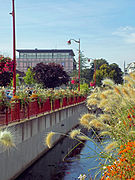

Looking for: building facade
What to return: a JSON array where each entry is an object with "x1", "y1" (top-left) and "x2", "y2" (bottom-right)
[
  {"x1": 16, "y1": 49, "x2": 76, "y2": 73},
  {"x1": 125, "y1": 62, "x2": 135, "y2": 74}
]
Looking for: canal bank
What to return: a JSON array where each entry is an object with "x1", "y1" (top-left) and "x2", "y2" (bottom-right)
[
  {"x1": 15, "y1": 135, "x2": 81, "y2": 180},
  {"x1": 0, "y1": 102, "x2": 87, "y2": 180},
  {"x1": 16, "y1": 127, "x2": 106, "y2": 180}
]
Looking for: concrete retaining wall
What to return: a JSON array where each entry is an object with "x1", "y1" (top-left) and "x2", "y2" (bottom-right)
[{"x1": 0, "y1": 102, "x2": 87, "y2": 180}]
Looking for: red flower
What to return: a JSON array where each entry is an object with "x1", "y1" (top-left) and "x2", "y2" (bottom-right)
[
  {"x1": 67, "y1": 40, "x2": 71, "y2": 44},
  {"x1": 90, "y1": 82, "x2": 95, "y2": 86},
  {"x1": 71, "y1": 80, "x2": 75, "y2": 84}
]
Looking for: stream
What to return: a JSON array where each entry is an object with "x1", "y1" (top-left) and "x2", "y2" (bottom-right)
[{"x1": 16, "y1": 130, "x2": 107, "y2": 180}]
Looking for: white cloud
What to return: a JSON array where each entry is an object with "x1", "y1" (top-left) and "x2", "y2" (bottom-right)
[{"x1": 113, "y1": 26, "x2": 135, "y2": 44}]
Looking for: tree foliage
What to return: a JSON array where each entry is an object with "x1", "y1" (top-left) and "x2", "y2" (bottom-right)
[
  {"x1": 0, "y1": 71, "x2": 13, "y2": 87},
  {"x1": 33, "y1": 63, "x2": 70, "y2": 88},
  {"x1": 109, "y1": 63, "x2": 123, "y2": 84},
  {"x1": 23, "y1": 68, "x2": 35, "y2": 86},
  {"x1": 79, "y1": 59, "x2": 109, "y2": 84},
  {"x1": 95, "y1": 62, "x2": 123, "y2": 86},
  {"x1": 76, "y1": 58, "x2": 123, "y2": 86},
  {"x1": 10, "y1": 74, "x2": 20, "y2": 87},
  {"x1": 80, "y1": 51, "x2": 88, "y2": 70}
]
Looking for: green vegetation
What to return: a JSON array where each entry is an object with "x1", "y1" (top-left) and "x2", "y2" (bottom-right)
[
  {"x1": 71, "y1": 58, "x2": 123, "y2": 87},
  {"x1": 23, "y1": 67, "x2": 35, "y2": 86},
  {"x1": 10, "y1": 73, "x2": 20, "y2": 87},
  {"x1": 45, "y1": 72, "x2": 135, "y2": 180},
  {"x1": 33, "y1": 62, "x2": 70, "y2": 88}
]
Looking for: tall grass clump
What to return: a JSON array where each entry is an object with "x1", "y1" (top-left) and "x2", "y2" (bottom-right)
[
  {"x1": 0, "y1": 129, "x2": 15, "y2": 150},
  {"x1": 44, "y1": 74, "x2": 135, "y2": 179},
  {"x1": 82, "y1": 74, "x2": 135, "y2": 179}
]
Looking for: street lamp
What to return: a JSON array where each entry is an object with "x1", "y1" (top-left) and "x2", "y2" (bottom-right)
[
  {"x1": 88, "y1": 58, "x2": 96, "y2": 88},
  {"x1": 67, "y1": 39, "x2": 80, "y2": 91},
  {"x1": 10, "y1": 0, "x2": 16, "y2": 96}
]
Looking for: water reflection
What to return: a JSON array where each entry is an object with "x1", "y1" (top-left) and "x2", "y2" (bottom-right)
[
  {"x1": 16, "y1": 136, "x2": 82, "y2": 180},
  {"x1": 16, "y1": 130, "x2": 107, "y2": 180}
]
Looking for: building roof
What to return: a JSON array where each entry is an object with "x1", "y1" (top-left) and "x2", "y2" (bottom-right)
[
  {"x1": 127, "y1": 62, "x2": 135, "y2": 68},
  {"x1": 16, "y1": 49, "x2": 75, "y2": 56}
]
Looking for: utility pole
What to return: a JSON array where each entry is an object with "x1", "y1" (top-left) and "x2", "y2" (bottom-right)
[{"x1": 10, "y1": 0, "x2": 16, "y2": 96}]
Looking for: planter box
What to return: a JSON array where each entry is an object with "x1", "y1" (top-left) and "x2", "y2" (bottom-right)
[
  {"x1": 73, "y1": 96, "x2": 77, "y2": 104},
  {"x1": 52, "y1": 99, "x2": 60, "y2": 110},
  {"x1": 28, "y1": 99, "x2": 39, "y2": 117},
  {"x1": 68, "y1": 97, "x2": 74, "y2": 105},
  {"x1": 77, "y1": 96, "x2": 81, "y2": 103},
  {"x1": 11, "y1": 102, "x2": 20, "y2": 122},
  {"x1": 62, "y1": 97, "x2": 67, "y2": 107},
  {"x1": 38, "y1": 98, "x2": 51, "y2": 113},
  {"x1": 44, "y1": 98, "x2": 51, "y2": 112}
]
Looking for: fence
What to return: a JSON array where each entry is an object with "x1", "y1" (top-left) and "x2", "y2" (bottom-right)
[{"x1": 0, "y1": 96, "x2": 86, "y2": 126}]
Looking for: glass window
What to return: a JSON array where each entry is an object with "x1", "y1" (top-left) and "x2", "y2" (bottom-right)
[
  {"x1": 48, "y1": 53, "x2": 52, "y2": 58},
  {"x1": 37, "y1": 53, "x2": 41, "y2": 58},
  {"x1": 27, "y1": 53, "x2": 36, "y2": 58},
  {"x1": 53, "y1": 53, "x2": 57, "y2": 58},
  {"x1": 61, "y1": 62, "x2": 65, "y2": 67},
  {"x1": 20, "y1": 53, "x2": 27, "y2": 58}
]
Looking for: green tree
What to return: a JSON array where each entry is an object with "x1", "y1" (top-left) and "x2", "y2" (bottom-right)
[
  {"x1": 79, "y1": 51, "x2": 88, "y2": 70},
  {"x1": 95, "y1": 64, "x2": 110, "y2": 86},
  {"x1": 109, "y1": 63, "x2": 123, "y2": 84},
  {"x1": 23, "y1": 68, "x2": 35, "y2": 86},
  {"x1": 90, "y1": 58, "x2": 108, "y2": 72},
  {"x1": 79, "y1": 59, "x2": 108, "y2": 85},
  {"x1": 10, "y1": 74, "x2": 20, "y2": 87},
  {"x1": 95, "y1": 63, "x2": 123, "y2": 86},
  {"x1": 80, "y1": 68, "x2": 93, "y2": 84}
]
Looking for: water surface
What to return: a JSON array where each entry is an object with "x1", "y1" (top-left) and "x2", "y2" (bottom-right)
[{"x1": 16, "y1": 131, "x2": 106, "y2": 180}]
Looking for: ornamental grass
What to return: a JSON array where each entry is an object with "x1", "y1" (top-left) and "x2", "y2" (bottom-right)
[
  {"x1": 0, "y1": 129, "x2": 15, "y2": 150},
  {"x1": 84, "y1": 73, "x2": 135, "y2": 179},
  {"x1": 45, "y1": 73, "x2": 135, "y2": 180}
]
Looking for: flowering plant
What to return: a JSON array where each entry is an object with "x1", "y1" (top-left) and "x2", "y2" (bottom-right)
[
  {"x1": 16, "y1": 89, "x2": 30, "y2": 109},
  {"x1": 10, "y1": 95, "x2": 20, "y2": 104},
  {"x1": 0, "y1": 89, "x2": 10, "y2": 110},
  {"x1": 0, "y1": 56, "x2": 13, "y2": 74},
  {"x1": 35, "y1": 89, "x2": 49, "y2": 105},
  {"x1": 90, "y1": 81, "x2": 95, "y2": 87},
  {"x1": 102, "y1": 141, "x2": 135, "y2": 180}
]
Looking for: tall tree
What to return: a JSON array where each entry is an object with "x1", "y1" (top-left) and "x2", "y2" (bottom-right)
[
  {"x1": 95, "y1": 64, "x2": 110, "y2": 86},
  {"x1": 10, "y1": 74, "x2": 20, "y2": 87},
  {"x1": 90, "y1": 58, "x2": 108, "y2": 72},
  {"x1": 79, "y1": 51, "x2": 88, "y2": 70},
  {"x1": 33, "y1": 63, "x2": 70, "y2": 88},
  {"x1": 109, "y1": 63, "x2": 123, "y2": 84},
  {"x1": 95, "y1": 63, "x2": 123, "y2": 86},
  {"x1": 23, "y1": 68, "x2": 35, "y2": 86},
  {"x1": 82, "y1": 58, "x2": 109, "y2": 85}
]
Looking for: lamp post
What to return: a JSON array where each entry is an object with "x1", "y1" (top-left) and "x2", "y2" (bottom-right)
[
  {"x1": 10, "y1": 0, "x2": 16, "y2": 96},
  {"x1": 88, "y1": 58, "x2": 96, "y2": 88},
  {"x1": 67, "y1": 39, "x2": 80, "y2": 91}
]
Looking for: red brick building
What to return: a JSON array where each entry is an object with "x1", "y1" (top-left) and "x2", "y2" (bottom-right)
[{"x1": 16, "y1": 49, "x2": 76, "y2": 73}]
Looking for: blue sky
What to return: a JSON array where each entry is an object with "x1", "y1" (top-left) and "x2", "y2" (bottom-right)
[{"x1": 1, "y1": 0, "x2": 135, "y2": 70}]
